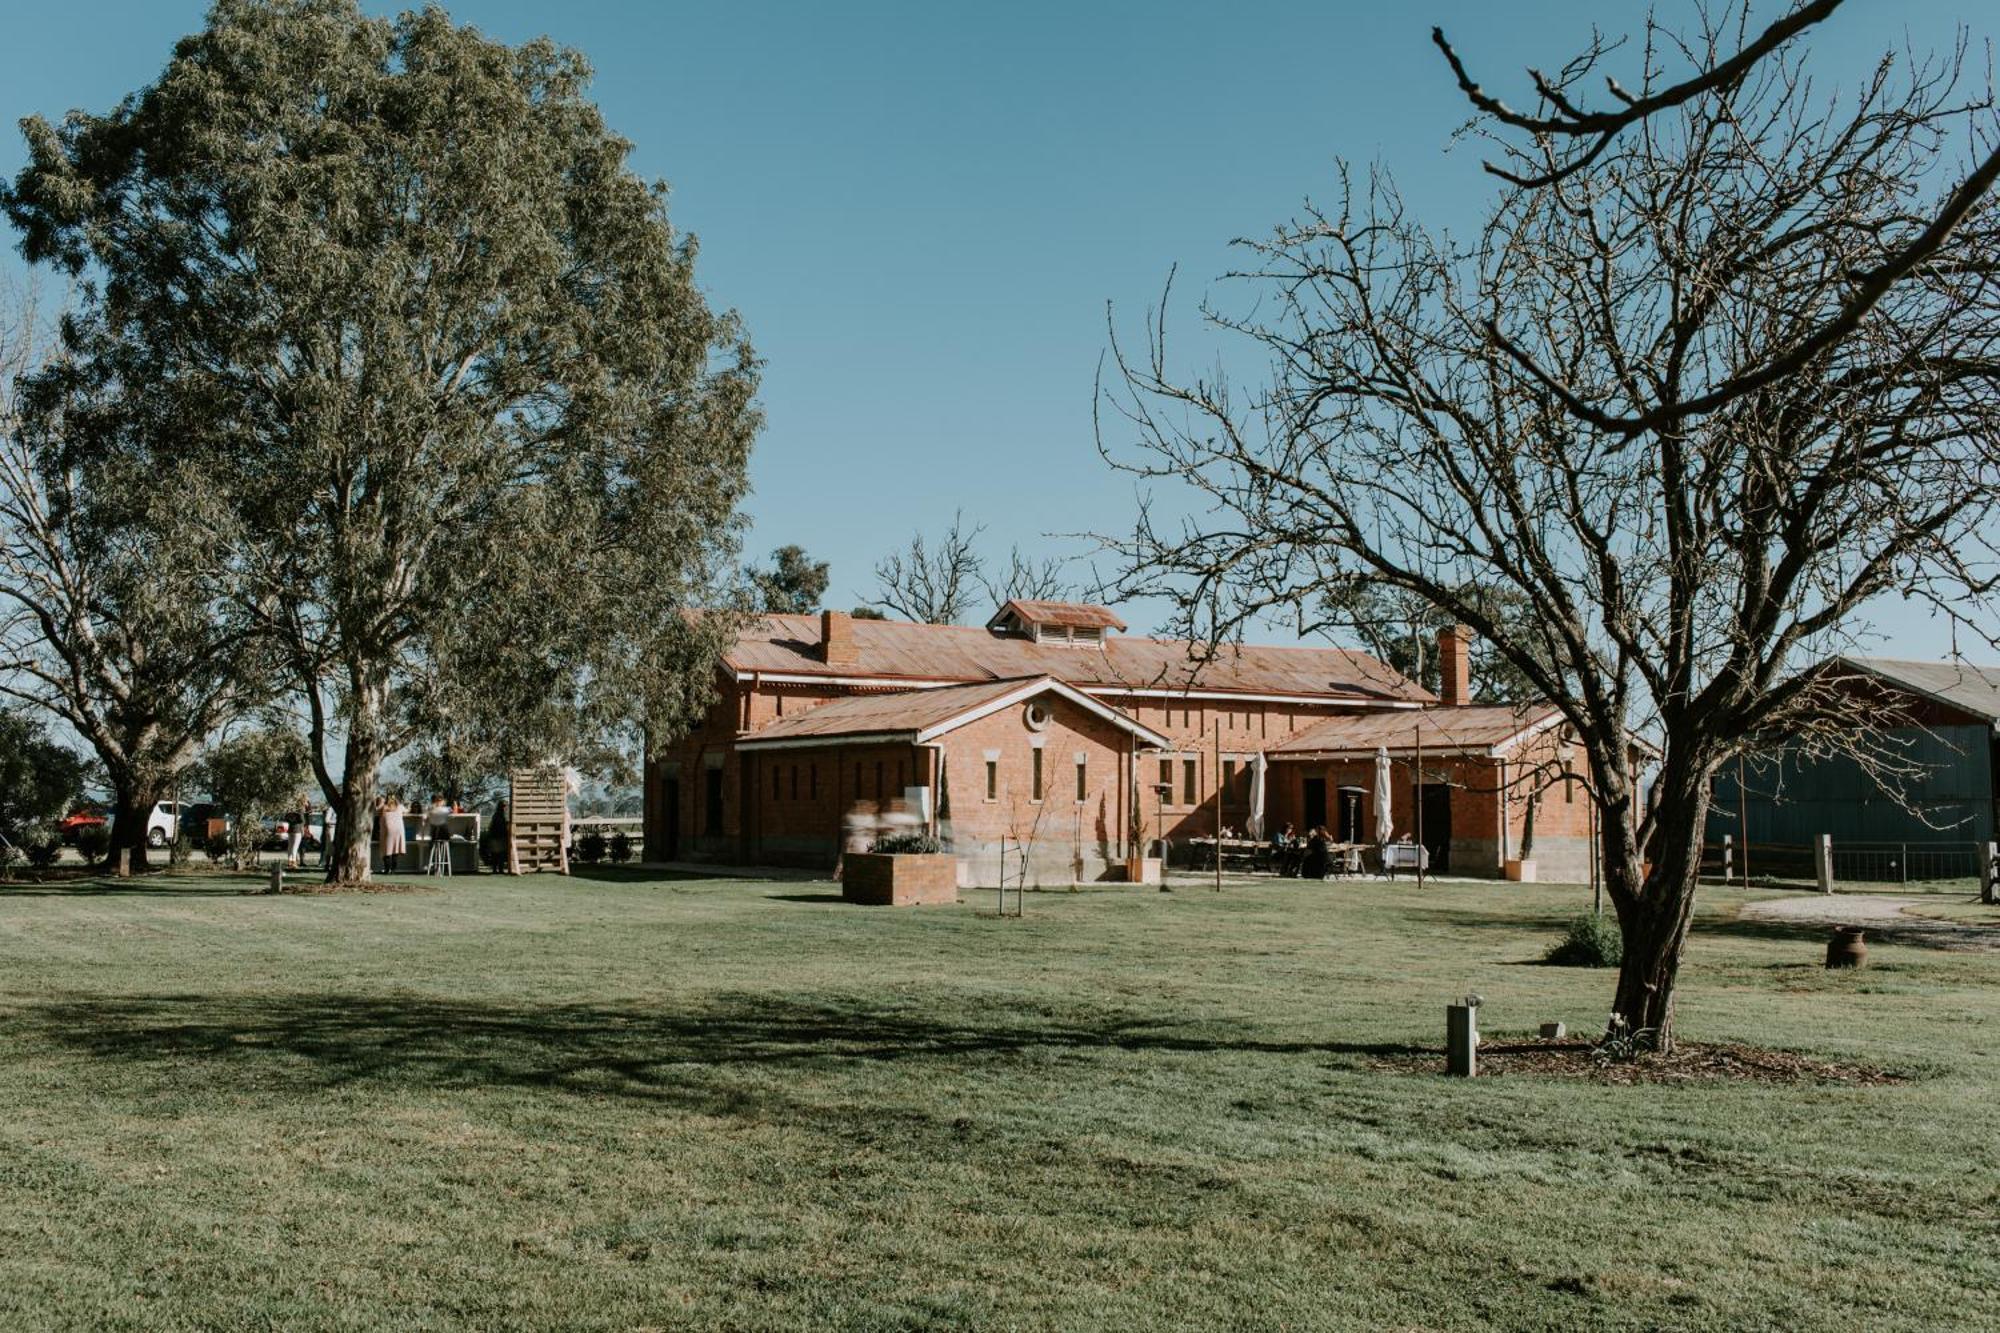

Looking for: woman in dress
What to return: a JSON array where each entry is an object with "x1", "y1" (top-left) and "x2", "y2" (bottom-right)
[{"x1": 380, "y1": 792, "x2": 407, "y2": 871}]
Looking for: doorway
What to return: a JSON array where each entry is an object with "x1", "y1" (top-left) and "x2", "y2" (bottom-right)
[
  {"x1": 1418, "y1": 782, "x2": 1452, "y2": 872},
  {"x1": 662, "y1": 777, "x2": 680, "y2": 861},
  {"x1": 1303, "y1": 777, "x2": 1327, "y2": 832}
]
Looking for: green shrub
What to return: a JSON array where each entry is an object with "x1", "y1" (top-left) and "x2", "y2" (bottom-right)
[
  {"x1": 21, "y1": 823, "x2": 61, "y2": 868},
  {"x1": 577, "y1": 830, "x2": 606, "y2": 864},
  {"x1": 1545, "y1": 912, "x2": 1623, "y2": 967},
  {"x1": 608, "y1": 832, "x2": 633, "y2": 864},
  {"x1": 0, "y1": 842, "x2": 17, "y2": 879},
  {"x1": 871, "y1": 833, "x2": 945, "y2": 855},
  {"x1": 75, "y1": 823, "x2": 111, "y2": 863}
]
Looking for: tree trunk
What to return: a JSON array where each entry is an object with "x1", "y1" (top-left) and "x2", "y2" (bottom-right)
[
  {"x1": 1604, "y1": 775, "x2": 1711, "y2": 1052},
  {"x1": 324, "y1": 684, "x2": 389, "y2": 884},
  {"x1": 106, "y1": 778, "x2": 159, "y2": 876}
]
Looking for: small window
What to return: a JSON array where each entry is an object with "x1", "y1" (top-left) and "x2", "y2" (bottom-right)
[
  {"x1": 1032, "y1": 749, "x2": 1044, "y2": 802},
  {"x1": 704, "y1": 767, "x2": 724, "y2": 835},
  {"x1": 1158, "y1": 757, "x2": 1172, "y2": 793},
  {"x1": 985, "y1": 760, "x2": 998, "y2": 801},
  {"x1": 1223, "y1": 759, "x2": 1236, "y2": 797},
  {"x1": 1076, "y1": 756, "x2": 1088, "y2": 802},
  {"x1": 1183, "y1": 758, "x2": 1197, "y2": 806}
]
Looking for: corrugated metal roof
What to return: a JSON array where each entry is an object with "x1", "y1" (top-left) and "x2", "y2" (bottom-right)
[
  {"x1": 728, "y1": 614, "x2": 1430, "y2": 702},
  {"x1": 1272, "y1": 704, "x2": 1562, "y2": 759},
  {"x1": 1837, "y1": 657, "x2": 2000, "y2": 724},
  {"x1": 990, "y1": 599, "x2": 1129, "y2": 631},
  {"x1": 736, "y1": 675, "x2": 1171, "y2": 748}
]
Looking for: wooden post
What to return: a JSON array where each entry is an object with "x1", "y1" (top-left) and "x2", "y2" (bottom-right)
[
  {"x1": 1737, "y1": 753, "x2": 1750, "y2": 888},
  {"x1": 1446, "y1": 1000, "x2": 1478, "y2": 1077},
  {"x1": 1815, "y1": 833, "x2": 1834, "y2": 895},
  {"x1": 1213, "y1": 721, "x2": 1222, "y2": 893},
  {"x1": 1414, "y1": 723, "x2": 1425, "y2": 890},
  {"x1": 1982, "y1": 841, "x2": 1998, "y2": 905}
]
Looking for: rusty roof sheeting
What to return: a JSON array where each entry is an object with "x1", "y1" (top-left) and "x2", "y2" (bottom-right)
[
  {"x1": 1272, "y1": 704, "x2": 1563, "y2": 759},
  {"x1": 991, "y1": 599, "x2": 1129, "y2": 631},
  {"x1": 728, "y1": 614, "x2": 1430, "y2": 702},
  {"x1": 736, "y1": 675, "x2": 1171, "y2": 748}
]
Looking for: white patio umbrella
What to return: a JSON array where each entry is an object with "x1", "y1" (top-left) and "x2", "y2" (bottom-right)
[
  {"x1": 1372, "y1": 746, "x2": 1395, "y2": 846},
  {"x1": 1245, "y1": 752, "x2": 1269, "y2": 839}
]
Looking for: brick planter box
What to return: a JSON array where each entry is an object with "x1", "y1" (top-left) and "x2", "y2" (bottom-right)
[{"x1": 843, "y1": 852, "x2": 960, "y2": 906}]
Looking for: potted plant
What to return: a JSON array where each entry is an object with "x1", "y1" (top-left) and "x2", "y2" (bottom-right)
[
  {"x1": 1124, "y1": 798, "x2": 1161, "y2": 886},
  {"x1": 844, "y1": 832, "x2": 958, "y2": 906},
  {"x1": 1506, "y1": 789, "x2": 1539, "y2": 883}
]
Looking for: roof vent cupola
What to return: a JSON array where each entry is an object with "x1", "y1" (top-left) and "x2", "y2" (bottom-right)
[{"x1": 985, "y1": 599, "x2": 1126, "y2": 648}]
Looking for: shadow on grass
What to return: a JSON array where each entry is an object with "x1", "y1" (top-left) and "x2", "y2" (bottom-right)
[
  {"x1": 764, "y1": 891, "x2": 848, "y2": 903},
  {"x1": 0, "y1": 877, "x2": 252, "y2": 898},
  {"x1": 13, "y1": 990, "x2": 1423, "y2": 1122}
]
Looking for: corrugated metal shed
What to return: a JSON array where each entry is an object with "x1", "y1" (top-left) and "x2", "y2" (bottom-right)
[{"x1": 1835, "y1": 657, "x2": 2000, "y2": 725}]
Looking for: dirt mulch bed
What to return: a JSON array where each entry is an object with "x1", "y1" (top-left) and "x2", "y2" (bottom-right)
[
  {"x1": 250, "y1": 880, "x2": 442, "y2": 896},
  {"x1": 1373, "y1": 1038, "x2": 1908, "y2": 1086}
]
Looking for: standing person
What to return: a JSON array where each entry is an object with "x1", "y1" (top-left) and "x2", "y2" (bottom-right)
[
  {"x1": 316, "y1": 801, "x2": 333, "y2": 869},
  {"x1": 285, "y1": 792, "x2": 309, "y2": 869},
  {"x1": 380, "y1": 792, "x2": 407, "y2": 872},
  {"x1": 427, "y1": 794, "x2": 452, "y2": 844},
  {"x1": 481, "y1": 797, "x2": 511, "y2": 874}
]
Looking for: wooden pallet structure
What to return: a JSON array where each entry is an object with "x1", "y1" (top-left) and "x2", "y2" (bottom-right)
[{"x1": 508, "y1": 768, "x2": 570, "y2": 875}]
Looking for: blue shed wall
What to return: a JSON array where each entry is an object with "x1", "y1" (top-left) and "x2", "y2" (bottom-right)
[{"x1": 1706, "y1": 725, "x2": 1996, "y2": 846}]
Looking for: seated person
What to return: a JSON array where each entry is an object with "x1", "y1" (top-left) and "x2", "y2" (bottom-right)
[{"x1": 1301, "y1": 826, "x2": 1330, "y2": 880}]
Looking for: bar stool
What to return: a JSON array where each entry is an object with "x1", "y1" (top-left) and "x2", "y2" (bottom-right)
[{"x1": 424, "y1": 837, "x2": 452, "y2": 877}]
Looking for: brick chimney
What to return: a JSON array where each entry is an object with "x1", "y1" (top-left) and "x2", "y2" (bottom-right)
[
  {"x1": 1438, "y1": 624, "x2": 1472, "y2": 706},
  {"x1": 821, "y1": 608, "x2": 859, "y2": 668}
]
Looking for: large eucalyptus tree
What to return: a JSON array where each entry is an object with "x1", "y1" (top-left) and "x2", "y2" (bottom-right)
[{"x1": 4, "y1": 0, "x2": 757, "y2": 881}]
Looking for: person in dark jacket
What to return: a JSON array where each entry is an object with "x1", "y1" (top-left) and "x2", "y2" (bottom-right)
[{"x1": 1301, "y1": 826, "x2": 1330, "y2": 880}]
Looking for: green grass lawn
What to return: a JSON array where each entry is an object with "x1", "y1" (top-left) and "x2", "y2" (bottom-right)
[{"x1": 0, "y1": 869, "x2": 1992, "y2": 1331}]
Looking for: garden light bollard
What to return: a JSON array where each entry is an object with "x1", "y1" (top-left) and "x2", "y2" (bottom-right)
[
  {"x1": 1446, "y1": 994, "x2": 1480, "y2": 1077},
  {"x1": 268, "y1": 864, "x2": 283, "y2": 894}
]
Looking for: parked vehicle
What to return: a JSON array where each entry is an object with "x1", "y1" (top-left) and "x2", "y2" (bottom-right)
[{"x1": 141, "y1": 800, "x2": 185, "y2": 848}]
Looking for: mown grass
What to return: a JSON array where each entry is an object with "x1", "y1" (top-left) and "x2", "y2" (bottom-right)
[{"x1": 0, "y1": 869, "x2": 1992, "y2": 1330}]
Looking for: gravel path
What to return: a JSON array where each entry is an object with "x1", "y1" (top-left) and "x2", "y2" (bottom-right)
[{"x1": 1738, "y1": 893, "x2": 2000, "y2": 951}]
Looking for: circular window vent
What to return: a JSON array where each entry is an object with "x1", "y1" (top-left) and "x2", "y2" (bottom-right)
[{"x1": 1024, "y1": 701, "x2": 1052, "y2": 731}]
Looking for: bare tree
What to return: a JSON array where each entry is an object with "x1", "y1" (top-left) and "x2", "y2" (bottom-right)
[
  {"x1": 985, "y1": 545, "x2": 1074, "y2": 607},
  {"x1": 869, "y1": 511, "x2": 987, "y2": 624},
  {"x1": 1099, "y1": 5, "x2": 2000, "y2": 1047},
  {"x1": 0, "y1": 283, "x2": 264, "y2": 871}
]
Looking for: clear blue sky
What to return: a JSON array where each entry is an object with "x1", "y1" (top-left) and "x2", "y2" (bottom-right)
[{"x1": 2, "y1": 1, "x2": 1987, "y2": 660}]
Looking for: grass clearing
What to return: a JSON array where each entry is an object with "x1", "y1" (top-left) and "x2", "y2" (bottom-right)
[{"x1": 0, "y1": 869, "x2": 1993, "y2": 1330}]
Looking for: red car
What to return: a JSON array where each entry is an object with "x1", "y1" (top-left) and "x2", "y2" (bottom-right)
[{"x1": 59, "y1": 806, "x2": 108, "y2": 845}]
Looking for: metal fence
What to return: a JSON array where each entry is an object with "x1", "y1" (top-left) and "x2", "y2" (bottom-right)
[{"x1": 1703, "y1": 837, "x2": 1990, "y2": 891}]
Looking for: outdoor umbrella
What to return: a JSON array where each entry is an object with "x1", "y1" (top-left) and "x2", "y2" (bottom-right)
[
  {"x1": 1246, "y1": 752, "x2": 1268, "y2": 839},
  {"x1": 1373, "y1": 746, "x2": 1395, "y2": 846}
]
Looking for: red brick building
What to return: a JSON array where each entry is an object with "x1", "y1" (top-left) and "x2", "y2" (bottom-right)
[{"x1": 644, "y1": 602, "x2": 1594, "y2": 884}]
